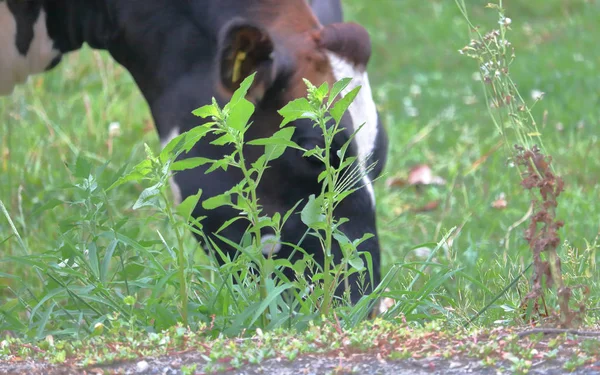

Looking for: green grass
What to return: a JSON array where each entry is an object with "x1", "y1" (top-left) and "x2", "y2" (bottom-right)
[{"x1": 1, "y1": 0, "x2": 599, "y2": 336}]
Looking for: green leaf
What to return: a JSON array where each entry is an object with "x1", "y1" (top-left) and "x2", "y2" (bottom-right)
[
  {"x1": 228, "y1": 98, "x2": 254, "y2": 132},
  {"x1": 211, "y1": 133, "x2": 235, "y2": 146},
  {"x1": 249, "y1": 127, "x2": 299, "y2": 161},
  {"x1": 171, "y1": 157, "x2": 213, "y2": 171},
  {"x1": 132, "y1": 183, "x2": 161, "y2": 210},
  {"x1": 282, "y1": 200, "x2": 303, "y2": 226},
  {"x1": 328, "y1": 78, "x2": 352, "y2": 107},
  {"x1": 32, "y1": 198, "x2": 63, "y2": 215},
  {"x1": 317, "y1": 170, "x2": 327, "y2": 183},
  {"x1": 348, "y1": 255, "x2": 365, "y2": 271},
  {"x1": 331, "y1": 85, "x2": 361, "y2": 124},
  {"x1": 107, "y1": 159, "x2": 152, "y2": 191},
  {"x1": 314, "y1": 81, "x2": 329, "y2": 103},
  {"x1": 100, "y1": 239, "x2": 118, "y2": 283},
  {"x1": 215, "y1": 215, "x2": 245, "y2": 234},
  {"x1": 301, "y1": 194, "x2": 324, "y2": 228},
  {"x1": 202, "y1": 192, "x2": 232, "y2": 210},
  {"x1": 251, "y1": 154, "x2": 267, "y2": 172},
  {"x1": 192, "y1": 103, "x2": 220, "y2": 118},
  {"x1": 74, "y1": 154, "x2": 93, "y2": 178},
  {"x1": 227, "y1": 72, "x2": 257, "y2": 109},
  {"x1": 122, "y1": 263, "x2": 145, "y2": 280},
  {"x1": 205, "y1": 158, "x2": 229, "y2": 174},
  {"x1": 159, "y1": 126, "x2": 212, "y2": 163},
  {"x1": 176, "y1": 189, "x2": 202, "y2": 222},
  {"x1": 278, "y1": 98, "x2": 317, "y2": 127},
  {"x1": 247, "y1": 283, "x2": 293, "y2": 328},
  {"x1": 88, "y1": 242, "x2": 100, "y2": 279}
]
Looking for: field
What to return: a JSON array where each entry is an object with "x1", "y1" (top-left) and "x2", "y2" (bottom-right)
[{"x1": 1, "y1": 0, "x2": 599, "y2": 340}]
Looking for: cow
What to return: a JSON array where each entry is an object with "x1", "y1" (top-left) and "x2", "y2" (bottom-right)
[{"x1": 0, "y1": 0, "x2": 388, "y2": 306}]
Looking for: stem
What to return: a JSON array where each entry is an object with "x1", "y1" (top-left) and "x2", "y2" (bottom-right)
[
  {"x1": 321, "y1": 116, "x2": 336, "y2": 315},
  {"x1": 162, "y1": 190, "x2": 188, "y2": 326},
  {"x1": 235, "y1": 140, "x2": 268, "y2": 327}
]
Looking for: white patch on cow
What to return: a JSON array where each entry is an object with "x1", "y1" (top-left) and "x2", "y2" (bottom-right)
[
  {"x1": 160, "y1": 127, "x2": 183, "y2": 204},
  {"x1": 0, "y1": 4, "x2": 60, "y2": 95},
  {"x1": 326, "y1": 52, "x2": 378, "y2": 205},
  {"x1": 261, "y1": 234, "x2": 282, "y2": 256}
]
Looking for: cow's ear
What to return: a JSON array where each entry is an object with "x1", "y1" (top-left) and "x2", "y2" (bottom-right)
[
  {"x1": 315, "y1": 22, "x2": 372, "y2": 69},
  {"x1": 217, "y1": 20, "x2": 276, "y2": 102}
]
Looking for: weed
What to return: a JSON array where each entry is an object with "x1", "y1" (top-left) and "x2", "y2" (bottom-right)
[{"x1": 455, "y1": 0, "x2": 591, "y2": 327}]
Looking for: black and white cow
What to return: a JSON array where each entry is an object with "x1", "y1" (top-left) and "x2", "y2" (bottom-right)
[{"x1": 0, "y1": 0, "x2": 388, "y2": 304}]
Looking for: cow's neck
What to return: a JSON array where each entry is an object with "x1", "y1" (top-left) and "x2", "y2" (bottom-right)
[
  {"x1": 45, "y1": 0, "x2": 212, "y2": 131},
  {"x1": 44, "y1": 0, "x2": 113, "y2": 54}
]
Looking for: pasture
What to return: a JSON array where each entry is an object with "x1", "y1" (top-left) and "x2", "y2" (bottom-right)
[{"x1": 1, "y1": 0, "x2": 599, "y2": 343}]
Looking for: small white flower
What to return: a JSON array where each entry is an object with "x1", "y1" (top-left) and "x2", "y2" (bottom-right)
[
  {"x1": 108, "y1": 122, "x2": 121, "y2": 137},
  {"x1": 409, "y1": 84, "x2": 422, "y2": 97},
  {"x1": 499, "y1": 17, "x2": 512, "y2": 26},
  {"x1": 531, "y1": 89, "x2": 545, "y2": 101}
]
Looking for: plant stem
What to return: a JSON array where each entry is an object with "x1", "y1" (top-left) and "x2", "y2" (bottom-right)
[
  {"x1": 321, "y1": 116, "x2": 336, "y2": 315},
  {"x1": 162, "y1": 191, "x2": 188, "y2": 326},
  {"x1": 235, "y1": 140, "x2": 268, "y2": 327}
]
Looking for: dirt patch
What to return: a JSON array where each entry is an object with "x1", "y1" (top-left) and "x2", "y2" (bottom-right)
[
  {"x1": 1, "y1": 324, "x2": 599, "y2": 374},
  {"x1": 2, "y1": 353, "x2": 600, "y2": 375}
]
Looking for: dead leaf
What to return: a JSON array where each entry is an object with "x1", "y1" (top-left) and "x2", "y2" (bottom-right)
[
  {"x1": 408, "y1": 164, "x2": 446, "y2": 186},
  {"x1": 385, "y1": 177, "x2": 408, "y2": 188},
  {"x1": 492, "y1": 193, "x2": 508, "y2": 209},
  {"x1": 466, "y1": 140, "x2": 503, "y2": 175},
  {"x1": 413, "y1": 200, "x2": 441, "y2": 212}
]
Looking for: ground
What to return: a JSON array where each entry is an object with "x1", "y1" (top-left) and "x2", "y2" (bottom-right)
[{"x1": 1, "y1": 325, "x2": 600, "y2": 374}]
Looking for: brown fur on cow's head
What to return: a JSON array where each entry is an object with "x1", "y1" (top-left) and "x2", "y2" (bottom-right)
[{"x1": 216, "y1": 1, "x2": 373, "y2": 105}]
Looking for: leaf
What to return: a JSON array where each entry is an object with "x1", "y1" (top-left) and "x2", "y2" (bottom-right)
[
  {"x1": 407, "y1": 164, "x2": 446, "y2": 186},
  {"x1": 215, "y1": 215, "x2": 245, "y2": 234},
  {"x1": 211, "y1": 133, "x2": 235, "y2": 146},
  {"x1": 314, "y1": 81, "x2": 329, "y2": 103},
  {"x1": 159, "y1": 126, "x2": 212, "y2": 163},
  {"x1": 192, "y1": 104, "x2": 220, "y2": 118},
  {"x1": 227, "y1": 73, "x2": 256, "y2": 109},
  {"x1": 328, "y1": 78, "x2": 352, "y2": 107},
  {"x1": 74, "y1": 154, "x2": 93, "y2": 178},
  {"x1": 108, "y1": 159, "x2": 153, "y2": 191},
  {"x1": 176, "y1": 189, "x2": 202, "y2": 222},
  {"x1": 100, "y1": 239, "x2": 118, "y2": 283},
  {"x1": 301, "y1": 194, "x2": 324, "y2": 228},
  {"x1": 228, "y1": 98, "x2": 254, "y2": 132},
  {"x1": 247, "y1": 127, "x2": 297, "y2": 147},
  {"x1": 248, "y1": 127, "x2": 299, "y2": 161},
  {"x1": 278, "y1": 98, "x2": 317, "y2": 127},
  {"x1": 412, "y1": 200, "x2": 441, "y2": 213},
  {"x1": 122, "y1": 263, "x2": 145, "y2": 280},
  {"x1": 331, "y1": 85, "x2": 361, "y2": 124},
  {"x1": 205, "y1": 158, "x2": 229, "y2": 174},
  {"x1": 247, "y1": 283, "x2": 293, "y2": 328},
  {"x1": 132, "y1": 183, "x2": 162, "y2": 210},
  {"x1": 491, "y1": 193, "x2": 508, "y2": 209},
  {"x1": 32, "y1": 198, "x2": 63, "y2": 215},
  {"x1": 348, "y1": 255, "x2": 365, "y2": 271},
  {"x1": 171, "y1": 157, "x2": 213, "y2": 171},
  {"x1": 385, "y1": 177, "x2": 408, "y2": 188},
  {"x1": 202, "y1": 192, "x2": 232, "y2": 210},
  {"x1": 88, "y1": 241, "x2": 100, "y2": 279}
]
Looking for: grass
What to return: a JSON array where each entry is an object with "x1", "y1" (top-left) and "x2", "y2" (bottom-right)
[{"x1": 1, "y1": 0, "x2": 599, "y2": 339}]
